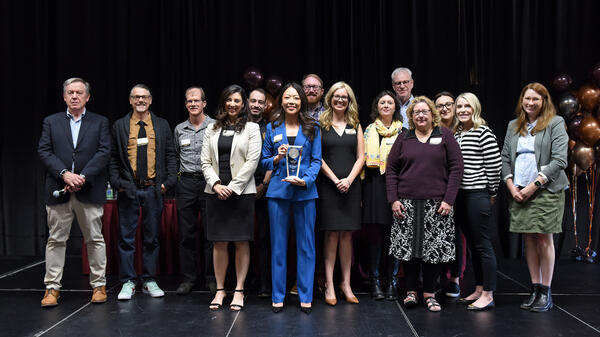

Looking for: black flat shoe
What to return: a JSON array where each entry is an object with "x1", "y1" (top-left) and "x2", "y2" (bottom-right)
[
  {"x1": 467, "y1": 300, "x2": 495, "y2": 311},
  {"x1": 300, "y1": 306, "x2": 312, "y2": 315},
  {"x1": 530, "y1": 285, "x2": 553, "y2": 312},
  {"x1": 457, "y1": 297, "x2": 476, "y2": 305},
  {"x1": 520, "y1": 284, "x2": 540, "y2": 310}
]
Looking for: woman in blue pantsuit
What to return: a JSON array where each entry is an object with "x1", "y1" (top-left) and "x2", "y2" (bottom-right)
[{"x1": 261, "y1": 82, "x2": 322, "y2": 314}]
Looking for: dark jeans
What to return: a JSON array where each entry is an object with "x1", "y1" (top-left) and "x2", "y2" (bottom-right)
[
  {"x1": 455, "y1": 189, "x2": 497, "y2": 291},
  {"x1": 368, "y1": 223, "x2": 400, "y2": 283},
  {"x1": 254, "y1": 196, "x2": 271, "y2": 288},
  {"x1": 176, "y1": 175, "x2": 214, "y2": 284},
  {"x1": 118, "y1": 186, "x2": 163, "y2": 282},
  {"x1": 404, "y1": 259, "x2": 440, "y2": 294}
]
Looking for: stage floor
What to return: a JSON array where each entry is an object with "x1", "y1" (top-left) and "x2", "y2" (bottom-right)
[{"x1": 0, "y1": 256, "x2": 598, "y2": 337}]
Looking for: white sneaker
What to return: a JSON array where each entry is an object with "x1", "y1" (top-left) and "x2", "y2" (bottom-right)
[
  {"x1": 143, "y1": 280, "x2": 165, "y2": 298},
  {"x1": 118, "y1": 280, "x2": 136, "y2": 300}
]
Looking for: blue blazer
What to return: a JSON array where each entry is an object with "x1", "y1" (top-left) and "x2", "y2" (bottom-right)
[{"x1": 261, "y1": 122, "x2": 322, "y2": 201}]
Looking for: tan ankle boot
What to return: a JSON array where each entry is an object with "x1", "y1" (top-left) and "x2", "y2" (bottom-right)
[
  {"x1": 41, "y1": 289, "x2": 60, "y2": 307},
  {"x1": 91, "y1": 286, "x2": 107, "y2": 303}
]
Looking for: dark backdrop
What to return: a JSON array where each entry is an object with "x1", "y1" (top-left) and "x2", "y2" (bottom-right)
[{"x1": 1, "y1": 0, "x2": 599, "y2": 257}]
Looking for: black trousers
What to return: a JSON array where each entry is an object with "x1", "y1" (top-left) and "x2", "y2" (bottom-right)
[
  {"x1": 455, "y1": 189, "x2": 497, "y2": 291},
  {"x1": 404, "y1": 259, "x2": 440, "y2": 294},
  {"x1": 254, "y1": 195, "x2": 271, "y2": 288},
  {"x1": 176, "y1": 175, "x2": 214, "y2": 284}
]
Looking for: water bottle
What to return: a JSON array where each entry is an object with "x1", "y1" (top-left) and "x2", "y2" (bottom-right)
[{"x1": 106, "y1": 182, "x2": 114, "y2": 200}]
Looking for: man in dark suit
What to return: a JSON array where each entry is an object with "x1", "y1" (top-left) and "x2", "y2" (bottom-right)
[
  {"x1": 38, "y1": 77, "x2": 111, "y2": 307},
  {"x1": 109, "y1": 84, "x2": 177, "y2": 300}
]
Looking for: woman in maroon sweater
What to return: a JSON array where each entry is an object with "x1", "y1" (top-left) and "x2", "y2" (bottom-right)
[{"x1": 386, "y1": 96, "x2": 463, "y2": 312}]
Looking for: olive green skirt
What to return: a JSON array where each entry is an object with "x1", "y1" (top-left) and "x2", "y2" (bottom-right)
[{"x1": 509, "y1": 189, "x2": 565, "y2": 234}]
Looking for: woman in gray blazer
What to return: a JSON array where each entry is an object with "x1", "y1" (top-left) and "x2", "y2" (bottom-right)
[
  {"x1": 501, "y1": 82, "x2": 568, "y2": 313},
  {"x1": 201, "y1": 85, "x2": 261, "y2": 311}
]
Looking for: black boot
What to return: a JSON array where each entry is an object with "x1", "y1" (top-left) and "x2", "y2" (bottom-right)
[
  {"x1": 385, "y1": 279, "x2": 398, "y2": 301},
  {"x1": 520, "y1": 283, "x2": 540, "y2": 310},
  {"x1": 371, "y1": 278, "x2": 384, "y2": 300},
  {"x1": 530, "y1": 285, "x2": 552, "y2": 312}
]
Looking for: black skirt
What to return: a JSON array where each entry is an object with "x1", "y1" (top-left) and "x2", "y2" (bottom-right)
[
  {"x1": 206, "y1": 193, "x2": 255, "y2": 241},
  {"x1": 361, "y1": 167, "x2": 393, "y2": 225}
]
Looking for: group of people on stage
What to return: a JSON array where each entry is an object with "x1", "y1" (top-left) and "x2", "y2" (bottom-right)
[{"x1": 38, "y1": 67, "x2": 567, "y2": 316}]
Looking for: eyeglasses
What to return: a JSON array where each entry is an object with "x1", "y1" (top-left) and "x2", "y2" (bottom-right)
[
  {"x1": 413, "y1": 110, "x2": 431, "y2": 116},
  {"x1": 435, "y1": 102, "x2": 454, "y2": 110},
  {"x1": 186, "y1": 99, "x2": 205, "y2": 104},
  {"x1": 131, "y1": 95, "x2": 151, "y2": 100},
  {"x1": 392, "y1": 80, "x2": 412, "y2": 87},
  {"x1": 333, "y1": 95, "x2": 348, "y2": 102},
  {"x1": 303, "y1": 85, "x2": 322, "y2": 91}
]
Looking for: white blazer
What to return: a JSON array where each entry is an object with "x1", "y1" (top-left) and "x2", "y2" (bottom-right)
[{"x1": 201, "y1": 122, "x2": 261, "y2": 195}]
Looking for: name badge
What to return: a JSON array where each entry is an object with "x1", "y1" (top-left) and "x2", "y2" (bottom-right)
[
  {"x1": 386, "y1": 140, "x2": 395, "y2": 145},
  {"x1": 429, "y1": 137, "x2": 442, "y2": 145},
  {"x1": 274, "y1": 134, "x2": 283, "y2": 142},
  {"x1": 345, "y1": 129, "x2": 357, "y2": 135},
  {"x1": 223, "y1": 130, "x2": 235, "y2": 137},
  {"x1": 181, "y1": 138, "x2": 191, "y2": 146},
  {"x1": 137, "y1": 137, "x2": 149, "y2": 146}
]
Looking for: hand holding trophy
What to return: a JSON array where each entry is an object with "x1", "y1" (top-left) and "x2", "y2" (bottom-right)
[{"x1": 283, "y1": 145, "x2": 306, "y2": 186}]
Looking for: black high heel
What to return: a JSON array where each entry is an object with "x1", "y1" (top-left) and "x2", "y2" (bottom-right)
[
  {"x1": 230, "y1": 289, "x2": 245, "y2": 311},
  {"x1": 209, "y1": 288, "x2": 226, "y2": 311},
  {"x1": 272, "y1": 302, "x2": 284, "y2": 313},
  {"x1": 300, "y1": 304, "x2": 312, "y2": 315}
]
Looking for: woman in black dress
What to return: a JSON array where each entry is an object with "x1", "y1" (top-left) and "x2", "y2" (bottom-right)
[
  {"x1": 201, "y1": 85, "x2": 261, "y2": 311},
  {"x1": 318, "y1": 81, "x2": 365, "y2": 305},
  {"x1": 362, "y1": 91, "x2": 403, "y2": 300}
]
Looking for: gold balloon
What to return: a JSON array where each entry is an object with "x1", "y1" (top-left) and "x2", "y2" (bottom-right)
[
  {"x1": 578, "y1": 114, "x2": 600, "y2": 146},
  {"x1": 572, "y1": 141, "x2": 595, "y2": 170}
]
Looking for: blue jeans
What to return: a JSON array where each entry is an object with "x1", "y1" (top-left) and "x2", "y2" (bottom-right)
[{"x1": 118, "y1": 186, "x2": 163, "y2": 282}]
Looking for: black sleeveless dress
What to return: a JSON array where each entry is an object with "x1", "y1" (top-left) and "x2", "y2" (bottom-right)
[{"x1": 317, "y1": 125, "x2": 361, "y2": 231}]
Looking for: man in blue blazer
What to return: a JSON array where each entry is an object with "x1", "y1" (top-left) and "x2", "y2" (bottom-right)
[
  {"x1": 38, "y1": 78, "x2": 111, "y2": 307},
  {"x1": 109, "y1": 84, "x2": 177, "y2": 300}
]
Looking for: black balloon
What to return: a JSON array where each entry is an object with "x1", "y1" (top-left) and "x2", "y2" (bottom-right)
[
  {"x1": 591, "y1": 63, "x2": 600, "y2": 87},
  {"x1": 557, "y1": 92, "x2": 579, "y2": 120},
  {"x1": 550, "y1": 73, "x2": 573, "y2": 93},
  {"x1": 243, "y1": 68, "x2": 264, "y2": 89},
  {"x1": 567, "y1": 115, "x2": 584, "y2": 140},
  {"x1": 265, "y1": 76, "x2": 283, "y2": 96}
]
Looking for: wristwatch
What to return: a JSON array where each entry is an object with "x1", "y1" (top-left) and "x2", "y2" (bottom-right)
[
  {"x1": 534, "y1": 180, "x2": 542, "y2": 187},
  {"x1": 59, "y1": 169, "x2": 68, "y2": 179}
]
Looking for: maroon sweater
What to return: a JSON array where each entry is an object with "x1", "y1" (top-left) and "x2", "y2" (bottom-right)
[{"x1": 386, "y1": 127, "x2": 463, "y2": 205}]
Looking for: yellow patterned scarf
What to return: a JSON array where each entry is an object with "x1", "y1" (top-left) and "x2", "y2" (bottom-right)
[{"x1": 364, "y1": 119, "x2": 403, "y2": 174}]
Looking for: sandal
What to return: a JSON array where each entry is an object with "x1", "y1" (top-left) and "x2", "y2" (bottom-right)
[
  {"x1": 229, "y1": 289, "x2": 245, "y2": 311},
  {"x1": 425, "y1": 296, "x2": 441, "y2": 312},
  {"x1": 403, "y1": 291, "x2": 418, "y2": 308},
  {"x1": 209, "y1": 288, "x2": 226, "y2": 311}
]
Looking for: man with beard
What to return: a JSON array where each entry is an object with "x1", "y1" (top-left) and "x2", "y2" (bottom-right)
[
  {"x1": 110, "y1": 84, "x2": 177, "y2": 300},
  {"x1": 391, "y1": 67, "x2": 415, "y2": 127},
  {"x1": 248, "y1": 88, "x2": 273, "y2": 297},
  {"x1": 173, "y1": 86, "x2": 216, "y2": 295},
  {"x1": 302, "y1": 74, "x2": 325, "y2": 120}
]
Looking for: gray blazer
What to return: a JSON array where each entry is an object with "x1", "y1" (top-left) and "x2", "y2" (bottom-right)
[{"x1": 501, "y1": 115, "x2": 568, "y2": 193}]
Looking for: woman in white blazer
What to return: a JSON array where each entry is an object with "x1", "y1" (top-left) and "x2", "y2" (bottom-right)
[{"x1": 201, "y1": 85, "x2": 261, "y2": 311}]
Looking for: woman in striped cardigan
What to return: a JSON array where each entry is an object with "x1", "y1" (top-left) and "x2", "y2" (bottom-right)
[{"x1": 453, "y1": 92, "x2": 501, "y2": 311}]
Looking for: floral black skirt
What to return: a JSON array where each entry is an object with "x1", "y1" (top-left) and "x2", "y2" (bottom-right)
[{"x1": 389, "y1": 199, "x2": 455, "y2": 264}]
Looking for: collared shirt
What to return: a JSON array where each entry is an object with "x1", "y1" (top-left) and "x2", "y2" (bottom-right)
[
  {"x1": 308, "y1": 103, "x2": 325, "y2": 121},
  {"x1": 67, "y1": 109, "x2": 86, "y2": 172},
  {"x1": 174, "y1": 115, "x2": 215, "y2": 173},
  {"x1": 128, "y1": 113, "x2": 156, "y2": 179},
  {"x1": 400, "y1": 95, "x2": 415, "y2": 127},
  {"x1": 514, "y1": 121, "x2": 538, "y2": 187}
]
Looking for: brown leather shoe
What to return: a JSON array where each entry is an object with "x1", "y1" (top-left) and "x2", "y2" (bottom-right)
[
  {"x1": 41, "y1": 289, "x2": 60, "y2": 307},
  {"x1": 91, "y1": 286, "x2": 107, "y2": 303}
]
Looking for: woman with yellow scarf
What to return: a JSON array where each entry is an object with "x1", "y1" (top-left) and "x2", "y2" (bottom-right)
[{"x1": 362, "y1": 90, "x2": 404, "y2": 300}]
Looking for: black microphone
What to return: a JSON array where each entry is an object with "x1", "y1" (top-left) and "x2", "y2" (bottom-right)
[{"x1": 52, "y1": 188, "x2": 67, "y2": 198}]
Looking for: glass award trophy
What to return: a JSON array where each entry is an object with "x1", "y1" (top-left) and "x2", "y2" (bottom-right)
[{"x1": 285, "y1": 145, "x2": 303, "y2": 179}]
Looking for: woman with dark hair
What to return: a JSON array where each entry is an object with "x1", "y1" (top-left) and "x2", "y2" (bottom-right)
[
  {"x1": 260, "y1": 82, "x2": 322, "y2": 314},
  {"x1": 501, "y1": 82, "x2": 568, "y2": 312},
  {"x1": 318, "y1": 81, "x2": 364, "y2": 306},
  {"x1": 201, "y1": 85, "x2": 261, "y2": 311},
  {"x1": 386, "y1": 96, "x2": 463, "y2": 312},
  {"x1": 434, "y1": 91, "x2": 457, "y2": 130},
  {"x1": 453, "y1": 92, "x2": 501, "y2": 310},
  {"x1": 362, "y1": 90, "x2": 403, "y2": 300}
]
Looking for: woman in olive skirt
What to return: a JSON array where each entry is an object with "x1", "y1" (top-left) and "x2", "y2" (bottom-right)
[
  {"x1": 201, "y1": 85, "x2": 261, "y2": 311},
  {"x1": 501, "y1": 82, "x2": 568, "y2": 312}
]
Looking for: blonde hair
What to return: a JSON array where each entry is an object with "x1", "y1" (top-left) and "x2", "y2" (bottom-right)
[
  {"x1": 320, "y1": 81, "x2": 360, "y2": 131},
  {"x1": 454, "y1": 92, "x2": 487, "y2": 132},
  {"x1": 406, "y1": 96, "x2": 441, "y2": 130},
  {"x1": 513, "y1": 82, "x2": 556, "y2": 136}
]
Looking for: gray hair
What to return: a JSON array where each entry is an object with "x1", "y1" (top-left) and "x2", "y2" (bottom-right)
[
  {"x1": 390, "y1": 67, "x2": 413, "y2": 81},
  {"x1": 130, "y1": 83, "x2": 152, "y2": 97},
  {"x1": 63, "y1": 77, "x2": 91, "y2": 95}
]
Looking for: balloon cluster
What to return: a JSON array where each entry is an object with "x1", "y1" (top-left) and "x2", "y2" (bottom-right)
[
  {"x1": 243, "y1": 67, "x2": 283, "y2": 121},
  {"x1": 552, "y1": 63, "x2": 600, "y2": 263}
]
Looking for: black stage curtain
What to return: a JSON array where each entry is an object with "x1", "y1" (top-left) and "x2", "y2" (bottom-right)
[{"x1": 1, "y1": 0, "x2": 599, "y2": 256}]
